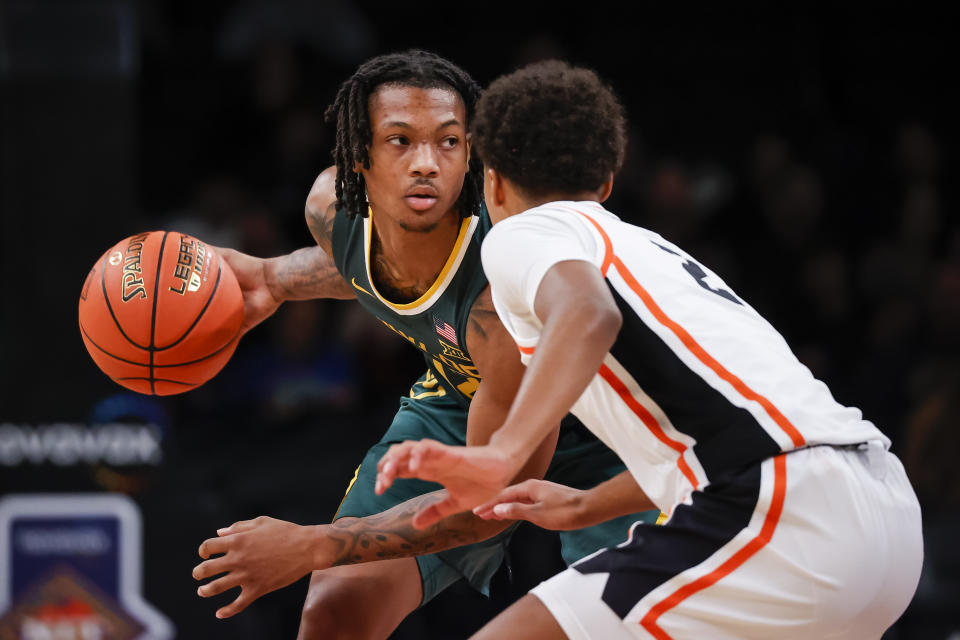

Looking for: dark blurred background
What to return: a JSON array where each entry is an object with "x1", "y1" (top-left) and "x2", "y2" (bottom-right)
[{"x1": 1, "y1": 1, "x2": 957, "y2": 638}]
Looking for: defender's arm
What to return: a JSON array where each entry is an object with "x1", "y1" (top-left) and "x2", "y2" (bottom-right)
[{"x1": 474, "y1": 470, "x2": 656, "y2": 531}]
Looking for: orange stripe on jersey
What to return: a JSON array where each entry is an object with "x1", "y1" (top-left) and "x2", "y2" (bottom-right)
[
  {"x1": 577, "y1": 211, "x2": 806, "y2": 448},
  {"x1": 593, "y1": 216, "x2": 614, "y2": 275},
  {"x1": 517, "y1": 344, "x2": 536, "y2": 355},
  {"x1": 639, "y1": 454, "x2": 788, "y2": 638},
  {"x1": 598, "y1": 364, "x2": 699, "y2": 490}
]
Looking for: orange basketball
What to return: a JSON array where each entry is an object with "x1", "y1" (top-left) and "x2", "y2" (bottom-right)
[{"x1": 78, "y1": 231, "x2": 244, "y2": 395}]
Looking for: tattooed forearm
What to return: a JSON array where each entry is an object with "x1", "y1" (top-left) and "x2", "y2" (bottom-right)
[
  {"x1": 266, "y1": 246, "x2": 355, "y2": 301},
  {"x1": 325, "y1": 491, "x2": 511, "y2": 567}
]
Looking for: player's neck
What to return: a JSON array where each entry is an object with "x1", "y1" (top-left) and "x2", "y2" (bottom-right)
[
  {"x1": 521, "y1": 191, "x2": 602, "y2": 211},
  {"x1": 370, "y1": 207, "x2": 462, "y2": 287},
  {"x1": 500, "y1": 191, "x2": 603, "y2": 222},
  {"x1": 489, "y1": 171, "x2": 613, "y2": 224}
]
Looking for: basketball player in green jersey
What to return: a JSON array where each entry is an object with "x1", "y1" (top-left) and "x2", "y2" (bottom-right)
[{"x1": 192, "y1": 51, "x2": 657, "y2": 639}]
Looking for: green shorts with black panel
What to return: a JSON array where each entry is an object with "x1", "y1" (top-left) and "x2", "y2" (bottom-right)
[{"x1": 335, "y1": 372, "x2": 659, "y2": 605}]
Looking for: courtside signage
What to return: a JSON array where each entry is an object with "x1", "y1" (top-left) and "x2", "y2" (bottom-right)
[{"x1": 0, "y1": 494, "x2": 173, "y2": 639}]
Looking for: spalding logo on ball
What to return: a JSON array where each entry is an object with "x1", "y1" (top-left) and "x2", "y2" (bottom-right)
[{"x1": 79, "y1": 231, "x2": 244, "y2": 395}]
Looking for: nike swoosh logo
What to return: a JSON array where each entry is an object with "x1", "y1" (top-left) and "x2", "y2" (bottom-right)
[{"x1": 352, "y1": 277, "x2": 373, "y2": 297}]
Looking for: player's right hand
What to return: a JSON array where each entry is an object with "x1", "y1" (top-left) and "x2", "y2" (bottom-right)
[
  {"x1": 375, "y1": 439, "x2": 517, "y2": 529},
  {"x1": 215, "y1": 247, "x2": 282, "y2": 334}
]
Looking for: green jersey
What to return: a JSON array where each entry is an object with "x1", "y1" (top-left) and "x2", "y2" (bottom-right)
[{"x1": 331, "y1": 205, "x2": 492, "y2": 410}]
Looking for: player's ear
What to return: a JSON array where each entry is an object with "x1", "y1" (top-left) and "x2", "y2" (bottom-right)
[
  {"x1": 597, "y1": 173, "x2": 615, "y2": 203},
  {"x1": 465, "y1": 132, "x2": 472, "y2": 167},
  {"x1": 486, "y1": 168, "x2": 506, "y2": 206}
]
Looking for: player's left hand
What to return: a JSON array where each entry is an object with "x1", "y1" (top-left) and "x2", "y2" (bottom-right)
[
  {"x1": 473, "y1": 479, "x2": 589, "y2": 531},
  {"x1": 193, "y1": 516, "x2": 319, "y2": 618},
  {"x1": 375, "y1": 439, "x2": 516, "y2": 529}
]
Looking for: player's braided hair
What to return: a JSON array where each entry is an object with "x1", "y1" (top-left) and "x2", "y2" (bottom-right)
[
  {"x1": 473, "y1": 60, "x2": 627, "y2": 197},
  {"x1": 324, "y1": 50, "x2": 483, "y2": 219}
]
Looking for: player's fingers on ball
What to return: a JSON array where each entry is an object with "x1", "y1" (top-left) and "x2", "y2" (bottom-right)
[
  {"x1": 216, "y1": 589, "x2": 256, "y2": 619},
  {"x1": 197, "y1": 573, "x2": 242, "y2": 598}
]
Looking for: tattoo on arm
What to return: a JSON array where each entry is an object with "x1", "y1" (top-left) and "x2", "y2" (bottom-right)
[
  {"x1": 326, "y1": 492, "x2": 507, "y2": 566},
  {"x1": 306, "y1": 201, "x2": 338, "y2": 255},
  {"x1": 269, "y1": 246, "x2": 355, "y2": 300},
  {"x1": 467, "y1": 289, "x2": 500, "y2": 345}
]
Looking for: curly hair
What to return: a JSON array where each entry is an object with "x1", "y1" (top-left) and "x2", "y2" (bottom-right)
[
  {"x1": 473, "y1": 60, "x2": 627, "y2": 197},
  {"x1": 324, "y1": 50, "x2": 483, "y2": 219}
]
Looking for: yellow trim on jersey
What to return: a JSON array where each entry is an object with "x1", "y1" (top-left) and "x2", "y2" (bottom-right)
[
  {"x1": 333, "y1": 464, "x2": 362, "y2": 519},
  {"x1": 656, "y1": 511, "x2": 668, "y2": 525},
  {"x1": 364, "y1": 209, "x2": 475, "y2": 313}
]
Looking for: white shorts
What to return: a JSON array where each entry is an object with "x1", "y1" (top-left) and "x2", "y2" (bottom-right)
[{"x1": 531, "y1": 443, "x2": 922, "y2": 640}]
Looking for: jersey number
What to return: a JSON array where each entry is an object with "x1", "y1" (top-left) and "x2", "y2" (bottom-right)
[{"x1": 652, "y1": 241, "x2": 742, "y2": 306}]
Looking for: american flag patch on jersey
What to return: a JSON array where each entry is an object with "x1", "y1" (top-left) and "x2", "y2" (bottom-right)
[{"x1": 434, "y1": 317, "x2": 458, "y2": 346}]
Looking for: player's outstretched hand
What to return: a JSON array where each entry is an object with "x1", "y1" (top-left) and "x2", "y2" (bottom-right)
[
  {"x1": 214, "y1": 246, "x2": 282, "y2": 335},
  {"x1": 473, "y1": 479, "x2": 590, "y2": 531},
  {"x1": 193, "y1": 516, "x2": 318, "y2": 619},
  {"x1": 375, "y1": 439, "x2": 515, "y2": 529}
]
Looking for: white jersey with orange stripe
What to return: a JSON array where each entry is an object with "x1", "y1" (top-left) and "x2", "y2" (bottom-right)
[{"x1": 481, "y1": 200, "x2": 889, "y2": 512}]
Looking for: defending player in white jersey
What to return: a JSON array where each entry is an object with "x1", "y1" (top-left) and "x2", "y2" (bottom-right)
[{"x1": 375, "y1": 60, "x2": 923, "y2": 639}]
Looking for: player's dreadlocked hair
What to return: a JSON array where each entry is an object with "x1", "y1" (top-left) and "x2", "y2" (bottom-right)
[
  {"x1": 473, "y1": 60, "x2": 627, "y2": 197},
  {"x1": 324, "y1": 50, "x2": 483, "y2": 219}
]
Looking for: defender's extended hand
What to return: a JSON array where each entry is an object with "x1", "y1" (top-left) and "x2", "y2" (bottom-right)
[
  {"x1": 215, "y1": 247, "x2": 282, "y2": 335},
  {"x1": 193, "y1": 516, "x2": 320, "y2": 619},
  {"x1": 473, "y1": 479, "x2": 589, "y2": 531},
  {"x1": 375, "y1": 439, "x2": 517, "y2": 529}
]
